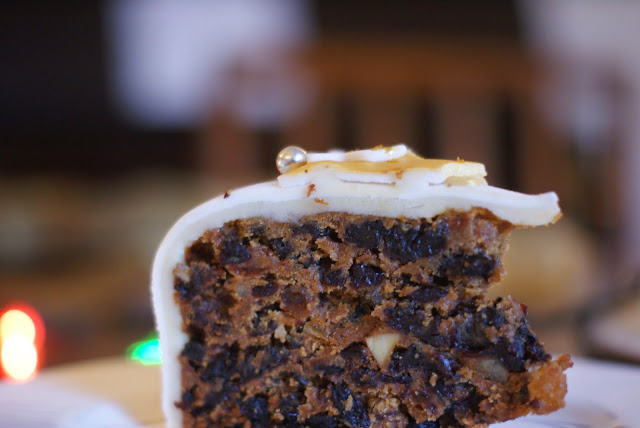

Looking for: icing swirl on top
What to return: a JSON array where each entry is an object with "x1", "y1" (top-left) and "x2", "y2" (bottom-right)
[{"x1": 278, "y1": 144, "x2": 487, "y2": 188}]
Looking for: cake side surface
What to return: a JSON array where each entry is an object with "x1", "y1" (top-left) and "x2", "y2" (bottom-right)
[
  {"x1": 151, "y1": 145, "x2": 566, "y2": 427},
  {"x1": 171, "y1": 211, "x2": 569, "y2": 427}
]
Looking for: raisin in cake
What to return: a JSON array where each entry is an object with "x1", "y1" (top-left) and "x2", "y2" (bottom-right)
[{"x1": 151, "y1": 145, "x2": 572, "y2": 428}]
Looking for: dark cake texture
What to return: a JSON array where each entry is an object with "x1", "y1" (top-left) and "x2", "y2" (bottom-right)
[{"x1": 172, "y1": 209, "x2": 571, "y2": 427}]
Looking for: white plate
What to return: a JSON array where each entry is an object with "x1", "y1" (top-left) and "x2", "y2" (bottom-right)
[{"x1": 495, "y1": 357, "x2": 639, "y2": 428}]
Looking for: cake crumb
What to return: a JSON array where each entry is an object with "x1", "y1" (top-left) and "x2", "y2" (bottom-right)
[
  {"x1": 224, "y1": 189, "x2": 232, "y2": 198},
  {"x1": 274, "y1": 324, "x2": 287, "y2": 342},
  {"x1": 307, "y1": 183, "x2": 316, "y2": 197},
  {"x1": 272, "y1": 412, "x2": 284, "y2": 423},
  {"x1": 429, "y1": 373, "x2": 438, "y2": 386},
  {"x1": 344, "y1": 395, "x2": 354, "y2": 411},
  {"x1": 174, "y1": 264, "x2": 190, "y2": 283},
  {"x1": 314, "y1": 198, "x2": 328, "y2": 205}
]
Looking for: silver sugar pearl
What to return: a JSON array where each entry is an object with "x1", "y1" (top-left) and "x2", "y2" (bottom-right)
[{"x1": 276, "y1": 146, "x2": 308, "y2": 174}]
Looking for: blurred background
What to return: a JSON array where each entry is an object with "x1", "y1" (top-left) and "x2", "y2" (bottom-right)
[{"x1": 2, "y1": 0, "x2": 640, "y2": 378}]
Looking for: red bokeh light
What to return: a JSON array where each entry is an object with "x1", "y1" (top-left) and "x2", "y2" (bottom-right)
[{"x1": 0, "y1": 304, "x2": 45, "y2": 381}]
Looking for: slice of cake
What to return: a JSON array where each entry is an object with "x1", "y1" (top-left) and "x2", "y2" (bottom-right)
[{"x1": 151, "y1": 145, "x2": 572, "y2": 428}]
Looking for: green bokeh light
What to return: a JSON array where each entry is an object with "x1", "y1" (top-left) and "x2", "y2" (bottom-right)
[{"x1": 127, "y1": 332, "x2": 162, "y2": 365}]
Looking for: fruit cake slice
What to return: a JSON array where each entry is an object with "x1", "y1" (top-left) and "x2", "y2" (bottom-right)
[{"x1": 151, "y1": 145, "x2": 571, "y2": 428}]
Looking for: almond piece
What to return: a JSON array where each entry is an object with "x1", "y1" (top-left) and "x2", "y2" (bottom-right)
[{"x1": 365, "y1": 333, "x2": 400, "y2": 366}]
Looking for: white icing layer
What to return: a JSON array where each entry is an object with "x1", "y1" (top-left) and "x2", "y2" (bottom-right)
[
  {"x1": 151, "y1": 146, "x2": 560, "y2": 427},
  {"x1": 306, "y1": 144, "x2": 407, "y2": 163}
]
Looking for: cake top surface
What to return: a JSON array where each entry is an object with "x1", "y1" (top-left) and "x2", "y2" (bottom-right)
[
  {"x1": 278, "y1": 145, "x2": 488, "y2": 188},
  {"x1": 160, "y1": 144, "x2": 562, "y2": 234},
  {"x1": 242, "y1": 143, "x2": 561, "y2": 228}
]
